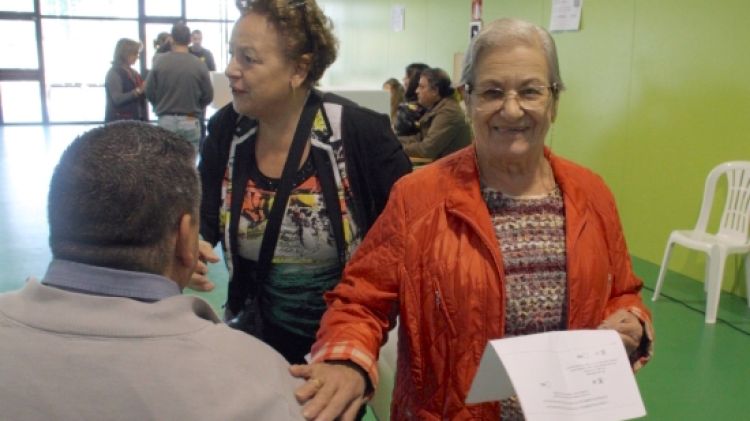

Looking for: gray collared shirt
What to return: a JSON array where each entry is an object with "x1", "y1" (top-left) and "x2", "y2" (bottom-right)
[{"x1": 42, "y1": 259, "x2": 180, "y2": 302}]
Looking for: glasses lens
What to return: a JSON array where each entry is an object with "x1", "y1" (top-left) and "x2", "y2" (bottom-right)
[
  {"x1": 518, "y1": 86, "x2": 549, "y2": 110},
  {"x1": 473, "y1": 86, "x2": 550, "y2": 110}
]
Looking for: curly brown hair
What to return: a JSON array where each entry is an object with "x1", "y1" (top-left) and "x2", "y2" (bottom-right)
[{"x1": 236, "y1": 0, "x2": 338, "y2": 86}]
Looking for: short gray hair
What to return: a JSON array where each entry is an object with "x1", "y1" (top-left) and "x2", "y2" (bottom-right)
[{"x1": 462, "y1": 18, "x2": 565, "y2": 97}]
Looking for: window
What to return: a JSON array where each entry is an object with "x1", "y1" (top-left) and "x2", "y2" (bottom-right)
[
  {"x1": 43, "y1": 19, "x2": 138, "y2": 122},
  {"x1": 186, "y1": 0, "x2": 240, "y2": 22},
  {"x1": 2, "y1": 0, "x2": 237, "y2": 123},
  {"x1": 0, "y1": 81, "x2": 43, "y2": 123},
  {"x1": 0, "y1": 20, "x2": 38, "y2": 69},
  {"x1": 145, "y1": 0, "x2": 181, "y2": 17},
  {"x1": 0, "y1": 0, "x2": 34, "y2": 13},
  {"x1": 40, "y1": 0, "x2": 137, "y2": 18}
]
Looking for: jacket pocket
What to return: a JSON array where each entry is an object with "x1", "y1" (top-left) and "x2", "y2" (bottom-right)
[{"x1": 432, "y1": 278, "x2": 458, "y2": 337}]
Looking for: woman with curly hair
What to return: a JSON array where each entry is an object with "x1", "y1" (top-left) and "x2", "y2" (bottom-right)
[{"x1": 195, "y1": 0, "x2": 411, "y2": 377}]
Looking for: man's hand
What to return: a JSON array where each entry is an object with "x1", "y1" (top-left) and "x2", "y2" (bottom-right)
[
  {"x1": 188, "y1": 240, "x2": 220, "y2": 291},
  {"x1": 290, "y1": 361, "x2": 367, "y2": 421},
  {"x1": 598, "y1": 309, "x2": 643, "y2": 356}
]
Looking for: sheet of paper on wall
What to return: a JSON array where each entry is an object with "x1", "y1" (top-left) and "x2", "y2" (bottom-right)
[
  {"x1": 391, "y1": 5, "x2": 405, "y2": 32},
  {"x1": 549, "y1": 0, "x2": 583, "y2": 32},
  {"x1": 466, "y1": 330, "x2": 646, "y2": 421}
]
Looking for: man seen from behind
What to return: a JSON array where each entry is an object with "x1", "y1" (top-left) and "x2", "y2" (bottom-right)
[
  {"x1": 0, "y1": 122, "x2": 304, "y2": 420},
  {"x1": 146, "y1": 22, "x2": 213, "y2": 150}
]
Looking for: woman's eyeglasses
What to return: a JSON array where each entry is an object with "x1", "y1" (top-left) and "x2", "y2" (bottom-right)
[{"x1": 468, "y1": 84, "x2": 557, "y2": 111}]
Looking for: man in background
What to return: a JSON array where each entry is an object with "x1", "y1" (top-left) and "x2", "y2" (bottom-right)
[
  {"x1": 189, "y1": 29, "x2": 216, "y2": 71},
  {"x1": 189, "y1": 28, "x2": 216, "y2": 145},
  {"x1": 146, "y1": 22, "x2": 213, "y2": 150},
  {"x1": 0, "y1": 122, "x2": 304, "y2": 420}
]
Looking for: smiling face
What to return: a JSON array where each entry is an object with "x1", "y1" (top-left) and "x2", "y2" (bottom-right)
[
  {"x1": 467, "y1": 42, "x2": 558, "y2": 163},
  {"x1": 225, "y1": 13, "x2": 303, "y2": 119}
]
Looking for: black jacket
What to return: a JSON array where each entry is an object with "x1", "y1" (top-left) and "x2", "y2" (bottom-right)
[{"x1": 199, "y1": 91, "x2": 412, "y2": 312}]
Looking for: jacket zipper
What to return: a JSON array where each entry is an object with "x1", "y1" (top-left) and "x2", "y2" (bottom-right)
[{"x1": 433, "y1": 282, "x2": 458, "y2": 337}]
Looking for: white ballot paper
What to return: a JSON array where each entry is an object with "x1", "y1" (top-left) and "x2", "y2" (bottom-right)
[{"x1": 466, "y1": 330, "x2": 645, "y2": 421}]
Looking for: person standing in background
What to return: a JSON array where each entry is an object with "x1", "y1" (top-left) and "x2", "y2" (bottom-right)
[
  {"x1": 152, "y1": 32, "x2": 172, "y2": 64},
  {"x1": 189, "y1": 28, "x2": 216, "y2": 147},
  {"x1": 189, "y1": 29, "x2": 217, "y2": 71},
  {"x1": 146, "y1": 22, "x2": 213, "y2": 150},
  {"x1": 104, "y1": 38, "x2": 147, "y2": 122}
]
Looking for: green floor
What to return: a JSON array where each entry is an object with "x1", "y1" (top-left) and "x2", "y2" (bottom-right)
[{"x1": 1, "y1": 124, "x2": 749, "y2": 420}]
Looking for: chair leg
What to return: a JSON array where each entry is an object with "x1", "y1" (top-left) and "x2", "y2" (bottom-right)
[
  {"x1": 704, "y1": 253, "x2": 712, "y2": 293},
  {"x1": 653, "y1": 239, "x2": 676, "y2": 301},
  {"x1": 704, "y1": 247, "x2": 727, "y2": 324}
]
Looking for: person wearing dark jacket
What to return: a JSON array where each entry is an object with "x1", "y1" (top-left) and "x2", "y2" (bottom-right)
[
  {"x1": 393, "y1": 62, "x2": 429, "y2": 136},
  {"x1": 104, "y1": 38, "x2": 147, "y2": 122},
  {"x1": 193, "y1": 1, "x2": 411, "y2": 390},
  {"x1": 398, "y1": 67, "x2": 472, "y2": 160},
  {"x1": 189, "y1": 29, "x2": 216, "y2": 71}
]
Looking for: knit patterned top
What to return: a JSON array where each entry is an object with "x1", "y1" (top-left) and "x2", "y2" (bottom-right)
[{"x1": 482, "y1": 184, "x2": 568, "y2": 420}]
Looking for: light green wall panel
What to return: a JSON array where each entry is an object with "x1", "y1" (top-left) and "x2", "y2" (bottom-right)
[
  {"x1": 319, "y1": 0, "x2": 750, "y2": 296},
  {"x1": 319, "y1": 0, "x2": 470, "y2": 88}
]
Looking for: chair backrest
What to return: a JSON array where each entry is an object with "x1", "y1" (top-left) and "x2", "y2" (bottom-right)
[{"x1": 694, "y1": 161, "x2": 750, "y2": 243}]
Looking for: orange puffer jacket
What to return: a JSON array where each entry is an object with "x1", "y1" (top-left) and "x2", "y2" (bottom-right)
[{"x1": 313, "y1": 146, "x2": 653, "y2": 420}]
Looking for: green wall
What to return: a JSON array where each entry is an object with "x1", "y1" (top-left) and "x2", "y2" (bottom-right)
[{"x1": 320, "y1": 0, "x2": 750, "y2": 298}]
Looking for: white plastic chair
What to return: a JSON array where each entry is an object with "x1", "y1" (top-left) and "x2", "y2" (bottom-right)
[{"x1": 652, "y1": 161, "x2": 750, "y2": 323}]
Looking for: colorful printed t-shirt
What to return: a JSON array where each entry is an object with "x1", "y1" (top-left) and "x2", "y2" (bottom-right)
[
  {"x1": 220, "y1": 106, "x2": 361, "y2": 339},
  {"x1": 235, "y1": 155, "x2": 356, "y2": 338}
]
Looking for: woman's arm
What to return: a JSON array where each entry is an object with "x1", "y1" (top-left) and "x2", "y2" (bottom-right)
[
  {"x1": 599, "y1": 183, "x2": 654, "y2": 370},
  {"x1": 105, "y1": 68, "x2": 140, "y2": 106},
  {"x1": 304, "y1": 176, "x2": 408, "y2": 395}
]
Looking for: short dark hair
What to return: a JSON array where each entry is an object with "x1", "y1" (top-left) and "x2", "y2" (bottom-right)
[
  {"x1": 48, "y1": 121, "x2": 199, "y2": 274},
  {"x1": 404, "y1": 62, "x2": 429, "y2": 101},
  {"x1": 421, "y1": 67, "x2": 454, "y2": 98},
  {"x1": 171, "y1": 22, "x2": 191, "y2": 46},
  {"x1": 237, "y1": 0, "x2": 338, "y2": 87}
]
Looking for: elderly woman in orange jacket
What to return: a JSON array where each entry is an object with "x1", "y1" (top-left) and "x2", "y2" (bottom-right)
[{"x1": 291, "y1": 18, "x2": 653, "y2": 421}]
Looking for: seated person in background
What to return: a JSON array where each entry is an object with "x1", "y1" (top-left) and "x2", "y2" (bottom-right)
[
  {"x1": 291, "y1": 18, "x2": 653, "y2": 421},
  {"x1": 397, "y1": 67, "x2": 472, "y2": 160},
  {"x1": 0, "y1": 122, "x2": 304, "y2": 421},
  {"x1": 382, "y1": 77, "x2": 405, "y2": 126},
  {"x1": 393, "y1": 62, "x2": 429, "y2": 136}
]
